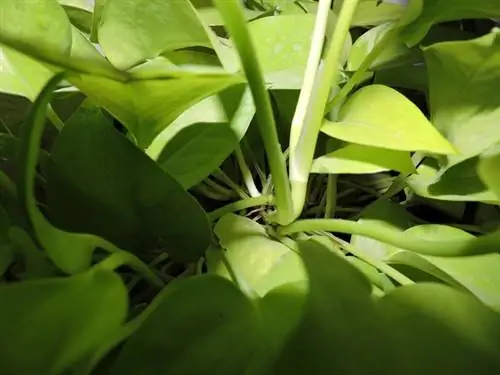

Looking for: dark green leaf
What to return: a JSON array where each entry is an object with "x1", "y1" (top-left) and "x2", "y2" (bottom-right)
[
  {"x1": 0, "y1": 268, "x2": 128, "y2": 374},
  {"x1": 271, "y1": 239, "x2": 395, "y2": 375},
  {"x1": 47, "y1": 102, "x2": 211, "y2": 262},
  {"x1": 111, "y1": 275, "x2": 261, "y2": 375}
]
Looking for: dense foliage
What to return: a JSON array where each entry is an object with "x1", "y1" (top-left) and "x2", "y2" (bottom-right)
[{"x1": 1, "y1": 0, "x2": 500, "y2": 374}]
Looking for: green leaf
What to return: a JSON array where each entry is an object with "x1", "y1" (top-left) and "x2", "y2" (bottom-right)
[
  {"x1": 271, "y1": 239, "x2": 395, "y2": 374},
  {"x1": 248, "y1": 15, "x2": 316, "y2": 89},
  {"x1": 0, "y1": 268, "x2": 128, "y2": 374},
  {"x1": 337, "y1": 0, "x2": 405, "y2": 27},
  {"x1": 347, "y1": 22, "x2": 416, "y2": 71},
  {"x1": 407, "y1": 157, "x2": 498, "y2": 203},
  {"x1": 67, "y1": 72, "x2": 243, "y2": 147},
  {"x1": 392, "y1": 225, "x2": 500, "y2": 312},
  {"x1": 17, "y1": 74, "x2": 105, "y2": 273},
  {"x1": 352, "y1": 200, "x2": 500, "y2": 311},
  {"x1": 0, "y1": 1, "x2": 127, "y2": 81},
  {"x1": 149, "y1": 85, "x2": 255, "y2": 188},
  {"x1": 311, "y1": 143, "x2": 415, "y2": 174},
  {"x1": 46, "y1": 102, "x2": 211, "y2": 262},
  {"x1": 0, "y1": 0, "x2": 72, "y2": 57},
  {"x1": 424, "y1": 32, "x2": 500, "y2": 166},
  {"x1": 374, "y1": 62, "x2": 428, "y2": 91},
  {"x1": 400, "y1": 0, "x2": 500, "y2": 46},
  {"x1": 9, "y1": 227, "x2": 57, "y2": 280},
  {"x1": 321, "y1": 84, "x2": 456, "y2": 154},
  {"x1": 111, "y1": 275, "x2": 261, "y2": 375},
  {"x1": 0, "y1": 46, "x2": 54, "y2": 100},
  {"x1": 351, "y1": 198, "x2": 418, "y2": 259},
  {"x1": 212, "y1": 214, "x2": 305, "y2": 296},
  {"x1": 479, "y1": 142, "x2": 500, "y2": 199},
  {"x1": 157, "y1": 122, "x2": 238, "y2": 188},
  {"x1": 377, "y1": 283, "x2": 500, "y2": 374},
  {"x1": 59, "y1": 0, "x2": 93, "y2": 33},
  {"x1": 98, "y1": 0, "x2": 212, "y2": 69}
]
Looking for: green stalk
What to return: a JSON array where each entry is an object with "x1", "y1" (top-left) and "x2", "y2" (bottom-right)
[
  {"x1": 278, "y1": 218, "x2": 500, "y2": 257},
  {"x1": 215, "y1": 0, "x2": 292, "y2": 224},
  {"x1": 334, "y1": 236, "x2": 413, "y2": 286},
  {"x1": 208, "y1": 195, "x2": 273, "y2": 221},
  {"x1": 324, "y1": 28, "x2": 398, "y2": 114},
  {"x1": 289, "y1": 0, "x2": 359, "y2": 221},
  {"x1": 324, "y1": 174, "x2": 337, "y2": 218},
  {"x1": 214, "y1": 168, "x2": 249, "y2": 199},
  {"x1": 95, "y1": 244, "x2": 166, "y2": 288}
]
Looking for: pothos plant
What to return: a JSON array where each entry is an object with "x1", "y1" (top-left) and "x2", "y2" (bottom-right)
[{"x1": 1, "y1": 0, "x2": 500, "y2": 374}]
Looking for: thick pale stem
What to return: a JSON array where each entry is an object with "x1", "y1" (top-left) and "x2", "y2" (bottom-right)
[
  {"x1": 289, "y1": 0, "x2": 360, "y2": 221},
  {"x1": 289, "y1": 0, "x2": 333, "y2": 152},
  {"x1": 234, "y1": 145, "x2": 261, "y2": 197}
]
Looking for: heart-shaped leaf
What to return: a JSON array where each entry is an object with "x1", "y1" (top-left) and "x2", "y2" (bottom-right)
[{"x1": 321, "y1": 84, "x2": 456, "y2": 154}]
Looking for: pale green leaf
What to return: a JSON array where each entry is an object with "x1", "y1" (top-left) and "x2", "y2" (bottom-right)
[
  {"x1": 347, "y1": 23, "x2": 416, "y2": 71},
  {"x1": 212, "y1": 214, "x2": 304, "y2": 296},
  {"x1": 424, "y1": 31, "x2": 500, "y2": 166},
  {"x1": 157, "y1": 122, "x2": 238, "y2": 188},
  {"x1": 311, "y1": 143, "x2": 414, "y2": 174},
  {"x1": 148, "y1": 85, "x2": 255, "y2": 188},
  {"x1": 336, "y1": 0, "x2": 405, "y2": 27},
  {"x1": 98, "y1": 0, "x2": 211, "y2": 69},
  {"x1": 0, "y1": 0, "x2": 72, "y2": 57},
  {"x1": 321, "y1": 84, "x2": 456, "y2": 154},
  {"x1": 248, "y1": 15, "x2": 316, "y2": 89},
  {"x1": 67, "y1": 72, "x2": 243, "y2": 147},
  {"x1": 378, "y1": 283, "x2": 500, "y2": 374}
]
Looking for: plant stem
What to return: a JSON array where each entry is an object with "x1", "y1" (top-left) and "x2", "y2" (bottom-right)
[
  {"x1": 334, "y1": 236, "x2": 414, "y2": 286},
  {"x1": 323, "y1": 27, "x2": 398, "y2": 114},
  {"x1": 234, "y1": 145, "x2": 261, "y2": 197},
  {"x1": 278, "y1": 218, "x2": 500, "y2": 257},
  {"x1": 289, "y1": 0, "x2": 359, "y2": 221},
  {"x1": 214, "y1": 168, "x2": 249, "y2": 199},
  {"x1": 95, "y1": 250, "x2": 165, "y2": 288},
  {"x1": 289, "y1": 0, "x2": 333, "y2": 152},
  {"x1": 215, "y1": 0, "x2": 293, "y2": 225},
  {"x1": 324, "y1": 174, "x2": 338, "y2": 218},
  {"x1": 47, "y1": 105, "x2": 64, "y2": 130},
  {"x1": 208, "y1": 195, "x2": 273, "y2": 221}
]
